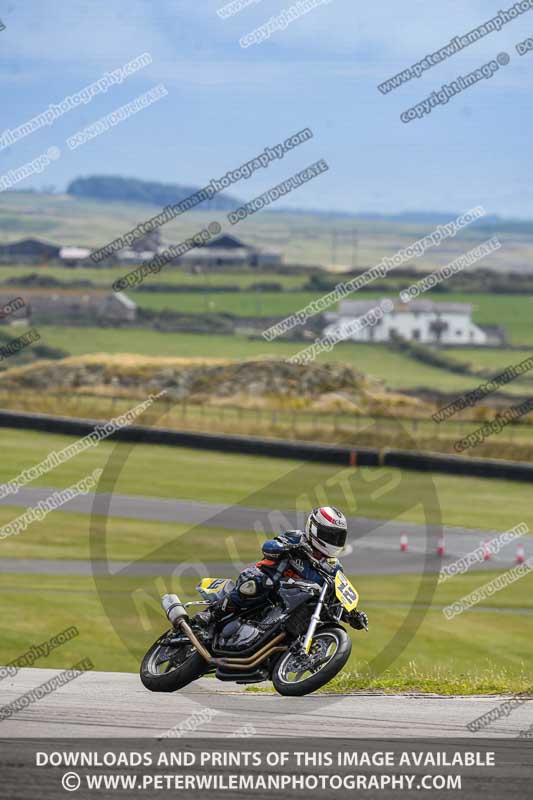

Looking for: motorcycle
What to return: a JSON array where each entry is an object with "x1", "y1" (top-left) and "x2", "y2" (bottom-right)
[{"x1": 140, "y1": 544, "x2": 365, "y2": 697}]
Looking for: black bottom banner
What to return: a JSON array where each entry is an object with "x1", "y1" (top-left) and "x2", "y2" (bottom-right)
[{"x1": 1, "y1": 738, "x2": 531, "y2": 799}]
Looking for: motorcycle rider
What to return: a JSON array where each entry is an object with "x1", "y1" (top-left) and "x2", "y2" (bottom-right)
[{"x1": 200, "y1": 506, "x2": 368, "y2": 632}]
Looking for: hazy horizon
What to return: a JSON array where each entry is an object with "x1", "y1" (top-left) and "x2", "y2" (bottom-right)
[{"x1": 1, "y1": 1, "x2": 532, "y2": 218}]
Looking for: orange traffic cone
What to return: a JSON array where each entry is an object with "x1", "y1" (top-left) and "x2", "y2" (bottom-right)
[{"x1": 400, "y1": 533, "x2": 408, "y2": 552}]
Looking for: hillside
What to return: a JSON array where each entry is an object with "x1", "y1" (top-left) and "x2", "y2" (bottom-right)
[
  {"x1": 0, "y1": 192, "x2": 529, "y2": 271},
  {"x1": 67, "y1": 175, "x2": 240, "y2": 210}
]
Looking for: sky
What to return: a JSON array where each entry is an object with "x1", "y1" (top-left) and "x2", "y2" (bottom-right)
[{"x1": 0, "y1": 0, "x2": 531, "y2": 217}]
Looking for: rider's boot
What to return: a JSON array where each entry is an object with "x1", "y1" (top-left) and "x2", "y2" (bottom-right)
[{"x1": 195, "y1": 596, "x2": 236, "y2": 627}]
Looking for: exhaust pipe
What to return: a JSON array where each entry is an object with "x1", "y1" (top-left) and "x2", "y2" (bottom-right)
[
  {"x1": 160, "y1": 595, "x2": 288, "y2": 669},
  {"x1": 161, "y1": 594, "x2": 212, "y2": 663},
  {"x1": 162, "y1": 594, "x2": 189, "y2": 628}
]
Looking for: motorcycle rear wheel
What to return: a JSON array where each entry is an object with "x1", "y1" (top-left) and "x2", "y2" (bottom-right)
[
  {"x1": 272, "y1": 626, "x2": 351, "y2": 697},
  {"x1": 140, "y1": 630, "x2": 209, "y2": 692}
]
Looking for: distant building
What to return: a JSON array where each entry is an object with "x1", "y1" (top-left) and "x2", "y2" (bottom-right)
[
  {"x1": 130, "y1": 230, "x2": 161, "y2": 253},
  {"x1": 0, "y1": 238, "x2": 60, "y2": 264},
  {"x1": 0, "y1": 232, "x2": 283, "y2": 270},
  {"x1": 116, "y1": 231, "x2": 163, "y2": 264},
  {"x1": 117, "y1": 248, "x2": 159, "y2": 264},
  {"x1": 0, "y1": 289, "x2": 136, "y2": 324},
  {"x1": 177, "y1": 234, "x2": 282, "y2": 269},
  {"x1": 59, "y1": 246, "x2": 92, "y2": 267},
  {"x1": 324, "y1": 299, "x2": 505, "y2": 346}
]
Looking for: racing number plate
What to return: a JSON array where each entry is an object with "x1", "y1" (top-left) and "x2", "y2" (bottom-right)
[
  {"x1": 198, "y1": 578, "x2": 229, "y2": 593},
  {"x1": 335, "y1": 571, "x2": 359, "y2": 612},
  {"x1": 196, "y1": 578, "x2": 232, "y2": 601}
]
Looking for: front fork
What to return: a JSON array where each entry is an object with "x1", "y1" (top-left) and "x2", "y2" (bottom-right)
[{"x1": 302, "y1": 581, "x2": 329, "y2": 653}]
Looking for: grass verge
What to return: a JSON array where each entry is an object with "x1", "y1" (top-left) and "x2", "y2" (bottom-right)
[
  {"x1": 0, "y1": 507, "x2": 262, "y2": 563},
  {"x1": 0, "y1": 571, "x2": 531, "y2": 694},
  {"x1": 0, "y1": 428, "x2": 532, "y2": 533}
]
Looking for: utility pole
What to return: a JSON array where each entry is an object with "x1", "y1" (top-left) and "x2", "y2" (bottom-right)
[
  {"x1": 331, "y1": 229, "x2": 337, "y2": 269},
  {"x1": 351, "y1": 227, "x2": 358, "y2": 270}
]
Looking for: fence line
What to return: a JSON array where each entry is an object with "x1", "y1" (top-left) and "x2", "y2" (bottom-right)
[
  {"x1": 0, "y1": 407, "x2": 532, "y2": 483},
  {"x1": 0, "y1": 389, "x2": 531, "y2": 431}
]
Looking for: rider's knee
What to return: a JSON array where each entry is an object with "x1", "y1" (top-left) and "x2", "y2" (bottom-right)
[{"x1": 230, "y1": 567, "x2": 274, "y2": 608}]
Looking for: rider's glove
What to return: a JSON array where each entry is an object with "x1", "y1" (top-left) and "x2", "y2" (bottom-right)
[
  {"x1": 264, "y1": 540, "x2": 305, "y2": 558},
  {"x1": 262, "y1": 539, "x2": 287, "y2": 559},
  {"x1": 347, "y1": 610, "x2": 368, "y2": 631}
]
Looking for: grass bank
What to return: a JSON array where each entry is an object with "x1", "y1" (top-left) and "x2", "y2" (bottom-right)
[
  {"x1": 1, "y1": 571, "x2": 530, "y2": 694},
  {"x1": 0, "y1": 428, "x2": 532, "y2": 532}
]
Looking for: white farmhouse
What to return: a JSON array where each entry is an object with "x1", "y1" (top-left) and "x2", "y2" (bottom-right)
[{"x1": 323, "y1": 299, "x2": 490, "y2": 346}]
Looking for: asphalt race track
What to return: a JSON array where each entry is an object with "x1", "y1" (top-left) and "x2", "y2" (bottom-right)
[
  {"x1": 1, "y1": 669, "x2": 531, "y2": 738},
  {"x1": 0, "y1": 488, "x2": 528, "y2": 577}
]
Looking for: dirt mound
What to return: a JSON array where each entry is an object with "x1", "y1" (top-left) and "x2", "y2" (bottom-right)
[
  {"x1": 1, "y1": 353, "x2": 429, "y2": 414},
  {"x1": 1, "y1": 353, "x2": 362, "y2": 398}
]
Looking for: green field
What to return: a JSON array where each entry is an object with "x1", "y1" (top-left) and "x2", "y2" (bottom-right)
[
  {"x1": 0, "y1": 506, "x2": 260, "y2": 564},
  {"x1": 3, "y1": 268, "x2": 531, "y2": 344},
  {"x1": 1, "y1": 192, "x2": 527, "y2": 270},
  {"x1": 13, "y1": 325, "x2": 531, "y2": 397},
  {"x1": 0, "y1": 264, "x2": 309, "y2": 290},
  {"x1": 130, "y1": 291, "x2": 533, "y2": 346},
  {"x1": 443, "y1": 347, "x2": 533, "y2": 377},
  {"x1": 1, "y1": 427, "x2": 532, "y2": 533},
  {"x1": 134, "y1": 290, "x2": 320, "y2": 316},
  {"x1": 1, "y1": 571, "x2": 530, "y2": 693}
]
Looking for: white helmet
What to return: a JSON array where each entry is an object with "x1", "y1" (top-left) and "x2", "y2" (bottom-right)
[{"x1": 305, "y1": 506, "x2": 347, "y2": 558}]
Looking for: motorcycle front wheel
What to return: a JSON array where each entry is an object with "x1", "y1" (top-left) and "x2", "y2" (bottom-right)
[
  {"x1": 272, "y1": 626, "x2": 352, "y2": 697},
  {"x1": 140, "y1": 630, "x2": 209, "y2": 692}
]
